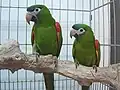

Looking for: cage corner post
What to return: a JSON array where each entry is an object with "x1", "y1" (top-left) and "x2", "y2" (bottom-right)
[{"x1": 110, "y1": 0, "x2": 120, "y2": 89}]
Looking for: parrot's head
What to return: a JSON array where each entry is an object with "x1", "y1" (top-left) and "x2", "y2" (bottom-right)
[
  {"x1": 26, "y1": 5, "x2": 50, "y2": 24},
  {"x1": 70, "y1": 24, "x2": 93, "y2": 40}
]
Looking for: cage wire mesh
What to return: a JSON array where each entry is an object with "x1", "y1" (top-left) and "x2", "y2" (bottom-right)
[{"x1": 0, "y1": 0, "x2": 116, "y2": 90}]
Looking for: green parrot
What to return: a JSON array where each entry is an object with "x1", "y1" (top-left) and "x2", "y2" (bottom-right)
[
  {"x1": 70, "y1": 24, "x2": 100, "y2": 90},
  {"x1": 25, "y1": 5, "x2": 63, "y2": 90}
]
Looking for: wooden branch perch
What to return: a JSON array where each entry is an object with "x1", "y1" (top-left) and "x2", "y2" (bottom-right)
[{"x1": 0, "y1": 40, "x2": 120, "y2": 90}]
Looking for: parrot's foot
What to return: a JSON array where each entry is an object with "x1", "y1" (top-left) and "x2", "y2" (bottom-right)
[
  {"x1": 92, "y1": 65, "x2": 97, "y2": 73},
  {"x1": 53, "y1": 57, "x2": 58, "y2": 71},
  {"x1": 75, "y1": 60, "x2": 79, "y2": 69},
  {"x1": 32, "y1": 52, "x2": 40, "y2": 62},
  {"x1": 75, "y1": 64, "x2": 78, "y2": 69}
]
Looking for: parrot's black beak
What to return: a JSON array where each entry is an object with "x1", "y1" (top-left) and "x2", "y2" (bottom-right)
[
  {"x1": 26, "y1": 12, "x2": 37, "y2": 24},
  {"x1": 70, "y1": 29, "x2": 78, "y2": 38}
]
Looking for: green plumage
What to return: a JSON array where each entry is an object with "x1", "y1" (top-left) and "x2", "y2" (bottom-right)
[
  {"x1": 72, "y1": 24, "x2": 96, "y2": 67},
  {"x1": 33, "y1": 24, "x2": 60, "y2": 56},
  {"x1": 71, "y1": 24, "x2": 100, "y2": 90},
  {"x1": 27, "y1": 5, "x2": 63, "y2": 90}
]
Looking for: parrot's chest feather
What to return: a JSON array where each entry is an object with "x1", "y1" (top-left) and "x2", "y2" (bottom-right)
[
  {"x1": 34, "y1": 26, "x2": 58, "y2": 55},
  {"x1": 74, "y1": 42, "x2": 96, "y2": 67}
]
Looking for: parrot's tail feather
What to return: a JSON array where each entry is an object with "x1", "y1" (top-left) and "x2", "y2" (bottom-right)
[
  {"x1": 43, "y1": 73, "x2": 54, "y2": 90},
  {"x1": 82, "y1": 86, "x2": 89, "y2": 90}
]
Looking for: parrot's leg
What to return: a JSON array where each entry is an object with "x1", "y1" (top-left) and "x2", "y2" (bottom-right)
[
  {"x1": 32, "y1": 52, "x2": 40, "y2": 62},
  {"x1": 75, "y1": 59, "x2": 79, "y2": 69},
  {"x1": 54, "y1": 57, "x2": 58, "y2": 70},
  {"x1": 92, "y1": 65, "x2": 97, "y2": 73},
  {"x1": 32, "y1": 44, "x2": 40, "y2": 62}
]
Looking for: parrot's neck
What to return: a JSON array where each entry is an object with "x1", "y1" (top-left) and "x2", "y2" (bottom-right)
[
  {"x1": 35, "y1": 14, "x2": 55, "y2": 27},
  {"x1": 77, "y1": 35, "x2": 95, "y2": 49}
]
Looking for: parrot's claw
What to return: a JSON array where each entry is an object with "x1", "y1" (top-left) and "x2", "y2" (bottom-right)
[
  {"x1": 54, "y1": 59, "x2": 58, "y2": 71},
  {"x1": 32, "y1": 52, "x2": 40, "y2": 62},
  {"x1": 75, "y1": 60, "x2": 79, "y2": 69},
  {"x1": 75, "y1": 64, "x2": 78, "y2": 69},
  {"x1": 92, "y1": 65, "x2": 97, "y2": 73},
  {"x1": 52, "y1": 56, "x2": 58, "y2": 71}
]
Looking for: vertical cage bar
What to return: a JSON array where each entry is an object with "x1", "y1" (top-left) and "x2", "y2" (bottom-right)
[
  {"x1": 0, "y1": 0, "x2": 1, "y2": 84},
  {"x1": 8, "y1": 1, "x2": 11, "y2": 90},
  {"x1": 17, "y1": 0, "x2": 19, "y2": 41},
  {"x1": 38, "y1": 80, "x2": 40, "y2": 90},
  {"x1": 34, "y1": 73, "x2": 36, "y2": 90},
  {"x1": 77, "y1": 83, "x2": 79, "y2": 90},
  {"x1": 113, "y1": 0, "x2": 117, "y2": 63},
  {"x1": 108, "y1": 0, "x2": 110, "y2": 67},
  {"x1": 97, "y1": 0, "x2": 100, "y2": 41},
  {"x1": 89, "y1": 0, "x2": 92, "y2": 26},
  {"x1": 0, "y1": 0, "x2": 2, "y2": 44},
  {"x1": 62, "y1": 79, "x2": 63, "y2": 90},
  {"x1": 82, "y1": 0, "x2": 84, "y2": 23},
  {"x1": 51, "y1": 0, "x2": 53, "y2": 13},
  {"x1": 42, "y1": 80, "x2": 44, "y2": 90},
  {"x1": 75, "y1": 0, "x2": 76, "y2": 23},
  {"x1": 66, "y1": 0, "x2": 69, "y2": 89},
  {"x1": 102, "y1": 83, "x2": 104, "y2": 90},
  {"x1": 17, "y1": 0, "x2": 19, "y2": 90},
  {"x1": 25, "y1": 71, "x2": 27, "y2": 90},
  {"x1": 21, "y1": 81, "x2": 23, "y2": 90},
  {"x1": 4, "y1": 82, "x2": 6, "y2": 90},
  {"x1": 43, "y1": 0, "x2": 45, "y2": 4},
  {"x1": 25, "y1": 0, "x2": 28, "y2": 89},
  {"x1": 100, "y1": 83, "x2": 102, "y2": 90},
  {"x1": 35, "y1": 0, "x2": 36, "y2": 4},
  {"x1": 30, "y1": 80, "x2": 32, "y2": 90},
  {"x1": 70, "y1": 80, "x2": 71, "y2": 90},
  {"x1": 26, "y1": 0, "x2": 28, "y2": 54},
  {"x1": 8, "y1": 0, "x2": 11, "y2": 39},
  {"x1": 93, "y1": 0, "x2": 95, "y2": 32},
  {"x1": 34, "y1": 74, "x2": 36, "y2": 90},
  {"x1": 110, "y1": 0, "x2": 114, "y2": 67},
  {"x1": 8, "y1": 0, "x2": 11, "y2": 90},
  {"x1": 13, "y1": 81, "x2": 14, "y2": 90},
  {"x1": 102, "y1": 0, "x2": 105, "y2": 68},
  {"x1": 0, "y1": 71, "x2": 1, "y2": 90},
  {"x1": 66, "y1": 0, "x2": 69, "y2": 60}
]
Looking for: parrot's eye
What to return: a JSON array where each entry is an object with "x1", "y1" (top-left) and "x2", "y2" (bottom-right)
[
  {"x1": 78, "y1": 28, "x2": 85, "y2": 34},
  {"x1": 79, "y1": 28, "x2": 85, "y2": 32},
  {"x1": 80, "y1": 29, "x2": 83, "y2": 32},
  {"x1": 34, "y1": 8, "x2": 41, "y2": 14},
  {"x1": 35, "y1": 8, "x2": 39, "y2": 11}
]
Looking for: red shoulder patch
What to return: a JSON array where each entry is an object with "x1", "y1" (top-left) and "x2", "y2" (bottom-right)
[
  {"x1": 95, "y1": 40, "x2": 99, "y2": 50},
  {"x1": 55, "y1": 22, "x2": 61, "y2": 32},
  {"x1": 32, "y1": 31, "x2": 34, "y2": 41}
]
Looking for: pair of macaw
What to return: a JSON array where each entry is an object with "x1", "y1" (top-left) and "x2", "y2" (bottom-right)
[{"x1": 25, "y1": 4, "x2": 100, "y2": 90}]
